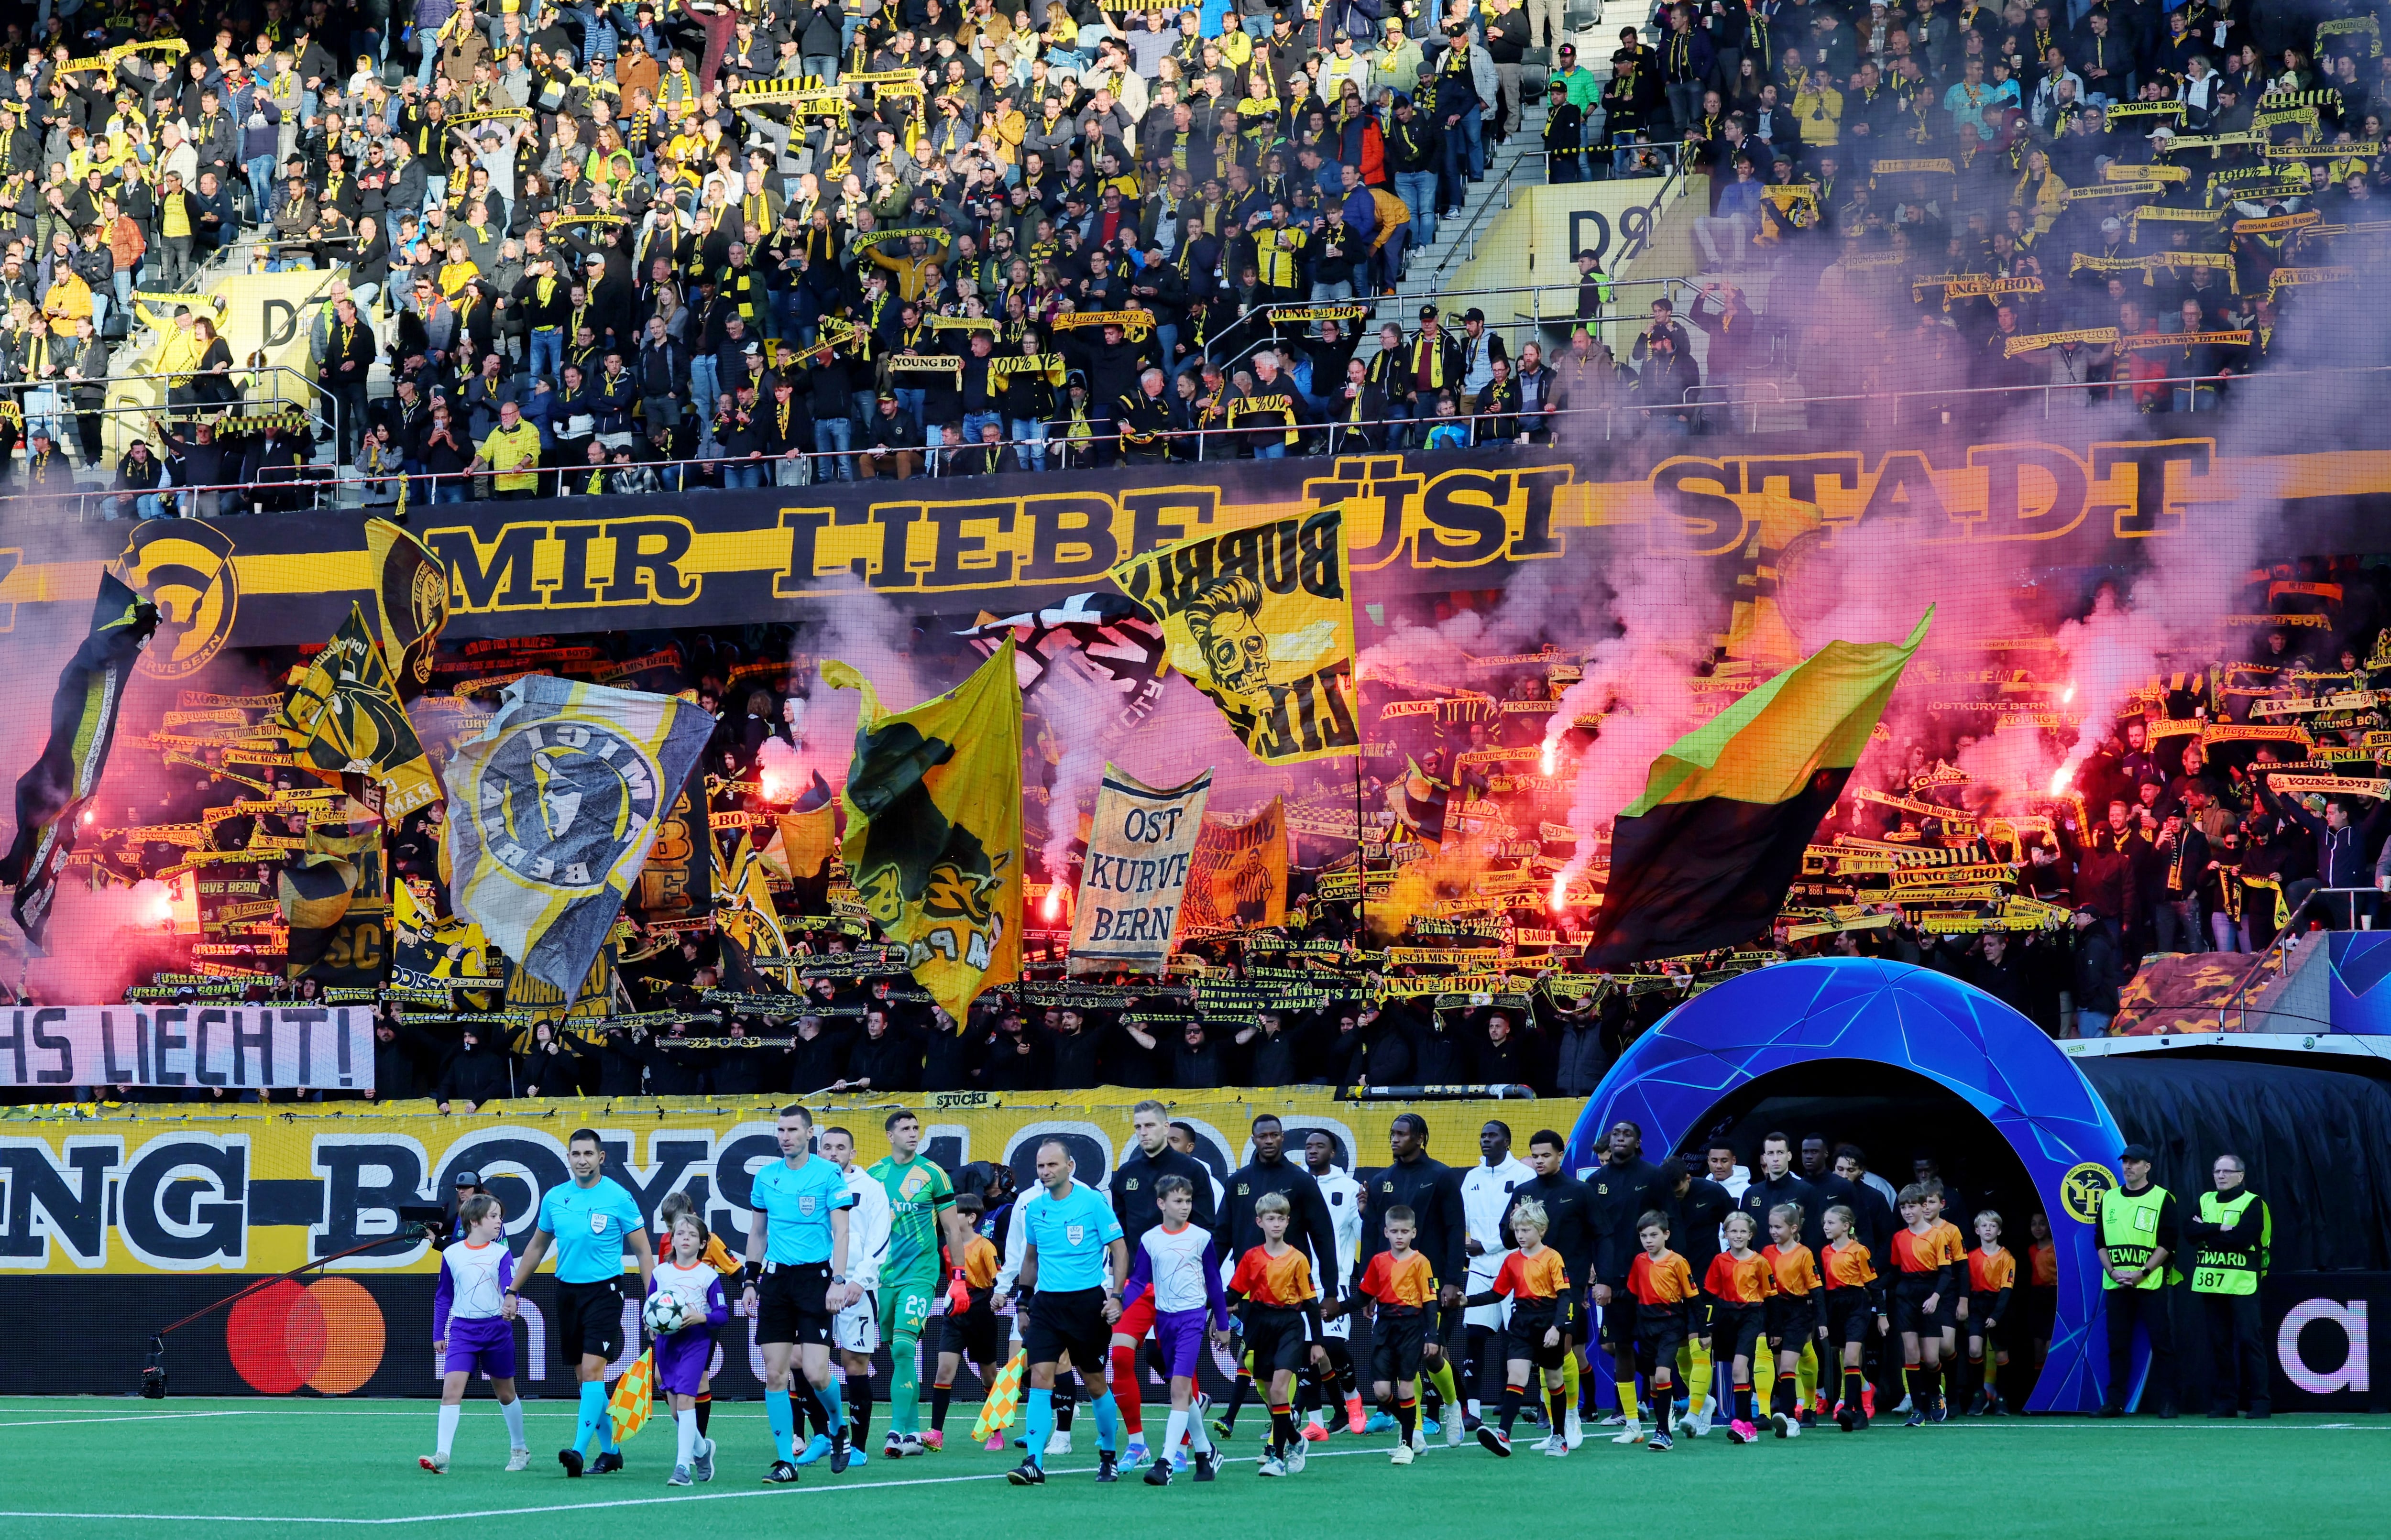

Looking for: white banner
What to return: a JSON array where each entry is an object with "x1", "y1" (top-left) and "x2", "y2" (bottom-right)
[
  {"x1": 0, "y1": 1005, "x2": 377, "y2": 1092},
  {"x1": 1067, "y1": 764, "x2": 1212, "y2": 976}
]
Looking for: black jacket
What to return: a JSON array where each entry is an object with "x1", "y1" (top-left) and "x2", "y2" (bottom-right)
[
  {"x1": 1113, "y1": 1144, "x2": 1221, "y2": 1238},
  {"x1": 435, "y1": 1041, "x2": 514, "y2": 1106},
  {"x1": 1501, "y1": 1171, "x2": 1596, "y2": 1287},
  {"x1": 1738, "y1": 1169, "x2": 1828, "y2": 1254},
  {"x1": 1216, "y1": 1157, "x2": 1345, "y2": 1300},
  {"x1": 1366, "y1": 1150, "x2": 1467, "y2": 1290},
  {"x1": 1585, "y1": 1154, "x2": 1668, "y2": 1282}
]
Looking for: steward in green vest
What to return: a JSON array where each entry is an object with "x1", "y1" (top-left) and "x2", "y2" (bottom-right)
[
  {"x1": 2095, "y1": 1143, "x2": 2179, "y2": 1418},
  {"x1": 2185, "y1": 1153, "x2": 2272, "y2": 1418}
]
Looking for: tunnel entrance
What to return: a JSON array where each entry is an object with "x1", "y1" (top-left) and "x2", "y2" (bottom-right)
[
  {"x1": 1569, "y1": 958, "x2": 2129, "y2": 1409},
  {"x1": 1680, "y1": 1059, "x2": 2050, "y2": 1406},
  {"x1": 1687, "y1": 1058, "x2": 2042, "y2": 1241}
]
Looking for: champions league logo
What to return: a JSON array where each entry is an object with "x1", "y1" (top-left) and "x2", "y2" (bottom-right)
[{"x1": 472, "y1": 719, "x2": 661, "y2": 889}]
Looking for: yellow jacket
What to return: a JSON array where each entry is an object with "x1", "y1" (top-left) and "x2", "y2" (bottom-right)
[
  {"x1": 43, "y1": 273, "x2": 92, "y2": 336},
  {"x1": 1793, "y1": 78, "x2": 1843, "y2": 146}
]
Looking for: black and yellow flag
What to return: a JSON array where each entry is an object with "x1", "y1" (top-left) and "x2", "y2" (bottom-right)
[
  {"x1": 825, "y1": 640, "x2": 1023, "y2": 1022},
  {"x1": 1584, "y1": 610, "x2": 1931, "y2": 968},
  {"x1": 364, "y1": 517, "x2": 449, "y2": 701},
  {"x1": 280, "y1": 819, "x2": 387, "y2": 983},
  {"x1": 763, "y1": 771, "x2": 836, "y2": 883},
  {"x1": 1107, "y1": 508, "x2": 1360, "y2": 764},
  {"x1": 715, "y1": 830, "x2": 793, "y2": 990},
  {"x1": 0, "y1": 572, "x2": 158, "y2": 950},
  {"x1": 279, "y1": 603, "x2": 440, "y2": 819}
]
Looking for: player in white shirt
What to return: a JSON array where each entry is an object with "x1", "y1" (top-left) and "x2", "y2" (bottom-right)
[
  {"x1": 1303, "y1": 1131, "x2": 1369, "y2": 1435},
  {"x1": 1461, "y1": 1120, "x2": 1535, "y2": 1427},
  {"x1": 422, "y1": 1195, "x2": 528, "y2": 1474},
  {"x1": 821, "y1": 1127, "x2": 894, "y2": 1466}
]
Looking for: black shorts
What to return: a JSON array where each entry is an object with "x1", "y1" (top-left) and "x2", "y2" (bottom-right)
[
  {"x1": 757, "y1": 1260, "x2": 834, "y2": 1347},
  {"x1": 1502, "y1": 1308, "x2": 1571, "y2": 1371},
  {"x1": 1967, "y1": 1291, "x2": 2003, "y2": 1343},
  {"x1": 1242, "y1": 1303, "x2": 1317, "y2": 1376},
  {"x1": 1890, "y1": 1274, "x2": 1957, "y2": 1336},
  {"x1": 943, "y1": 1300, "x2": 1004, "y2": 1369},
  {"x1": 1824, "y1": 1289, "x2": 1877, "y2": 1347},
  {"x1": 1711, "y1": 1301, "x2": 1766, "y2": 1363},
  {"x1": 1635, "y1": 1291, "x2": 1693, "y2": 1367},
  {"x1": 1766, "y1": 1296, "x2": 1819, "y2": 1348},
  {"x1": 1370, "y1": 1308, "x2": 1429, "y2": 1385},
  {"x1": 1023, "y1": 1286, "x2": 1111, "y2": 1370},
  {"x1": 555, "y1": 1278, "x2": 627, "y2": 1363}
]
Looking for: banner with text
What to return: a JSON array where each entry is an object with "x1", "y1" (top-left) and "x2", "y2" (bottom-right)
[
  {"x1": 1068, "y1": 765, "x2": 1211, "y2": 976},
  {"x1": 0, "y1": 1005, "x2": 376, "y2": 1092}
]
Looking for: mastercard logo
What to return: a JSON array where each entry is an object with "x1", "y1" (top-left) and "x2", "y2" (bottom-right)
[{"x1": 228, "y1": 1278, "x2": 387, "y2": 1395}]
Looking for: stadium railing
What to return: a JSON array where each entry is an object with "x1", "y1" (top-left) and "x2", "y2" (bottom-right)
[{"x1": 11, "y1": 361, "x2": 2385, "y2": 523}]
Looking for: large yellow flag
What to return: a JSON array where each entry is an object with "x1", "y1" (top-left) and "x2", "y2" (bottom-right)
[
  {"x1": 823, "y1": 641, "x2": 1024, "y2": 1022},
  {"x1": 1107, "y1": 507, "x2": 1360, "y2": 764},
  {"x1": 277, "y1": 602, "x2": 440, "y2": 819}
]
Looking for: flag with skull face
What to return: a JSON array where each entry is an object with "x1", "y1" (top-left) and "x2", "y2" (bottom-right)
[{"x1": 1105, "y1": 506, "x2": 1360, "y2": 765}]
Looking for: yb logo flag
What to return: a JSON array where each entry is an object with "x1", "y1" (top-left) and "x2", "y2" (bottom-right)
[
  {"x1": 364, "y1": 518, "x2": 449, "y2": 701},
  {"x1": 278, "y1": 603, "x2": 440, "y2": 819},
  {"x1": 443, "y1": 676, "x2": 712, "y2": 994},
  {"x1": 0, "y1": 572, "x2": 158, "y2": 950},
  {"x1": 1108, "y1": 507, "x2": 1360, "y2": 765},
  {"x1": 825, "y1": 640, "x2": 1023, "y2": 1022}
]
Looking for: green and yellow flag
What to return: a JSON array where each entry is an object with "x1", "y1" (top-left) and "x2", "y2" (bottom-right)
[
  {"x1": 279, "y1": 603, "x2": 441, "y2": 819},
  {"x1": 825, "y1": 641, "x2": 1024, "y2": 1022},
  {"x1": 1107, "y1": 507, "x2": 1360, "y2": 764},
  {"x1": 1583, "y1": 608, "x2": 1932, "y2": 969}
]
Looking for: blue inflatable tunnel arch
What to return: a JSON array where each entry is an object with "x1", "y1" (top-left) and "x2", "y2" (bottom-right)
[{"x1": 1566, "y1": 958, "x2": 2126, "y2": 1412}]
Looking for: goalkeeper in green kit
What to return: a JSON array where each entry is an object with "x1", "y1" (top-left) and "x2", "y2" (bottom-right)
[{"x1": 868, "y1": 1109, "x2": 982, "y2": 1453}]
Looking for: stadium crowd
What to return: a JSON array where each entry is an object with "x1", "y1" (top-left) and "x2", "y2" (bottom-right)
[{"x1": 0, "y1": 0, "x2": 2375, "y2": 503}]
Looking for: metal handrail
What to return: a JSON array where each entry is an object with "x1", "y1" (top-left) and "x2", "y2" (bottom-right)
[
  {"x1": 11, "y1": 360, "x2": 2385, "y2": 522},
  {"x1": 2216, "y1": 889, "x2": 2320, "y2": 1033},
  {"x1": 4, "y1": 364, "x2": 343, "y2": 453}
]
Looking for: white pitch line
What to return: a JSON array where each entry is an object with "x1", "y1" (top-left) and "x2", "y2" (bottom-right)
[{"x1": 0, "y1": 1411, "x2": 267, "y2": 1430}]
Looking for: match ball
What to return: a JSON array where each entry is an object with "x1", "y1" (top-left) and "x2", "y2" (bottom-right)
[{"x1": 642, "y1": 1291, "x2": 689, "y2": 1334}]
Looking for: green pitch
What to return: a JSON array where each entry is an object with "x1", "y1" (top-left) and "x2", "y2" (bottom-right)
[{"x1": 2, "y1": 1397, "x2": 2384, "y2": 1539}]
